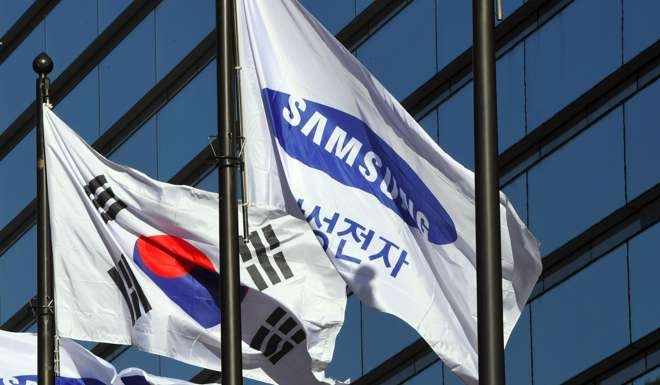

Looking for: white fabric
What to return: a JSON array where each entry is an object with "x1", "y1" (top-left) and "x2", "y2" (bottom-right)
[
  {"x1": 44, "y1": 107, "x2": 346, "y2": 385},
  {"x1": 0, "y1": 331, "x2": 214, "y2": 385},
  {"x1": 238, "y1": 0, "x2": 543, "y2": 383},
  {"x1": 0, "y1": 330, "x2": 116, "y2": 385}
]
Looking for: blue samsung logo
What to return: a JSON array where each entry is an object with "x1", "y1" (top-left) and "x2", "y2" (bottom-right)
[{"x1": 262, "y1": 88, "x2": 457, "y2": 245}]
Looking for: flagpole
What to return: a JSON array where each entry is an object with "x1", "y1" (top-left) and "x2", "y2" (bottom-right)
[
  {"x1": 216, "y1": 0, "x2": 243, "y2": 384},
  {"x1": 473, "y1": 0, "x2": 505, "y2": 384},
  {"x1": 33, "y1": 52, "x2": 56, "y2": 385}
]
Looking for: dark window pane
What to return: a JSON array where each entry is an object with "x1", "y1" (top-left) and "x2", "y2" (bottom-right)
[
  {"x1": 500, "y1": 0, "x2": 523, "y2": 19},
  {"x1": 0, "y1": 1, "x2": 32, "y2": 36},
  {"x1": 299, "y1": 0, "x2": 355, "y2": 35},
  {"x1": 444, "y1": 364, "x2": 464, "y2": 385},
  {"x1": 628, "y1": 222, "x2": 660, "y2": 340},
  {"x1": 243, "y1": 379, "x2": 269, "y2": 385},
  {"x1": 525, "y1": 0, "x2": 621, "y2": 129},
  {"x1": 45, "y1": 0, "x2": 98, "y2": 79},
  {"x1": 503, "y1": 172, "x2": 527, "y2": 225},
  {"x1": 624, "y1": 79, "x2": 660, "y2": 200},
  {"x1": 361, "y1": 303, "x2": 418, "y2": 372},
  {"x1": 0, "y1": 130, "x2": 35, "y2": 228},
  {"x1": 53, "y1": 68, "x2": 100, "y2": 143},
  {"x1": 496, "y1": 43, "x2": 525, "y2": 151},
  {"x1": 356, "y1": 0, "x2": 373, "y2": 14},
  {"x1": 327, "y1": 294, "x2": 362, "y2": 381},
  {"x1": 356, "y1": 0, "x2": 436, "y2": 100},
  {"x1": 159, "y1": 356, "x2": 200, "y2": 379},
  {"x1": 109, "y1": 118, "x2": 157, "y2": 179},
  {"x1": 0, "y1": 22, "x2": 44, "y2": 133},
  {"x1": 403, "y1": 361, "x2": 442, "y2": 384},
  {"x1": 99, "y1": 13, "x2": 155, "y2": 132},
  {"x1": 99, "y1": 0, "x2": 132, "y2": 31},
  {"x1": 436, "y1": 0, "x2": 471, "y2": 69},
  {"x1": 633, "y1": 366, "x2": 660, "y2": 385},
  {"x1": 623, "y1": 0, "x2": 660, "y2": 61},
  {"x1": 155, "y1": 0, "x2": 214, "y2": 80},
  {"x1": 111, "y1": 346, "x2": 159, "y2": 374},
  {"x1": 531, "y1": 245, "x2": 629, "y2": 385},
  {"x1": 195, "y1": 168, "x2": 219, "y2": 193},
  {"x1": 505, "y1": 307, "x2": 532, "y2": 385},
  {"x1": 438, "y1": 83, "x2": 474, "y2": 170},
  {"x1": 0, "y1": 226, "x2": 36, "y2": 323},
  {"x1": 157, "y1": 61, "x2": 216, "y2": 180},
  {"x1": 419, "y1": 108, "x2": 439, "y2": 142},
  {"x1": 528, "y1": 108, "x2": 625, "y2": 255}
]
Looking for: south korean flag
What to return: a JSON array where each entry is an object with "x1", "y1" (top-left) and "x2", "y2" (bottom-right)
[{"x1": 43, "y1": 106, "x2": 347, "y2": 384}]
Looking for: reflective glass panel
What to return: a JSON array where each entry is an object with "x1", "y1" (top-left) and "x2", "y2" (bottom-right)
[
  {"x1": 623, "y1": 0, "x2": 660, "y2": 61},
  {"x1": 0, "y1": 226, "x2": 36, "y2": 323},
  {"x1": 438, "y1": 83, "x2": 474, "y2": 170},
  {"x1": 531, "y1": 245, "x2": 630, "y2": 385},
  {"x1": 54, "y1": 68, "x2": 100, "y2": 143},
  {"x1": 0, "y1": 130, "x2": 35, "y2": 229},
  {"x1": 157, "y1": 61, "x2": 216, "y2": 181},
  {"x1": 326, "y1": 294, "x2": 362, "y2": 381},
  {"x1": 403, "y1": 361, "x2": 442, "y2": 384},
  {"x1": 633, "y1": 366, "x2": 660, "y2": 385},
  {"x1": 0, "y1": 22, "x2": 44, "y2": 133},
  {"x1": 361, "y1": 303, "x2": 418, "y2": 372},
  {"x1": 624, "y1": 79, "x2": 660, "y2": 200},
  {"x1": 158, "y1": 356, "x2": 200, "y2": 379},
  {"x1": 155, "y1": 0, "x2": 214, "y2": 80},
  {"x1": 419, "y1": 108, "x2": 439, "y2": 143},
  {"x1": 444, "y1": 365, "x2": 464, "y2": 385},
  {"x1": 299, "y1": 0, "x2": 355, "y2": 35},
  {"x1": 505, "y1": 307, "x2": 532, "y2": 385},
  {"x1": 45, "y1": 0, "x2": 98, "y2": 79},
  {"x1": 496, "y1": 43, "x2": 525, "y2": 151},
  {"x1": 503, "y1": 172, "x2": 527, "y2": 225},
  {"x1": 0, "y1": 0, "x2": 31, "y2": 36},
  {"x1": 436, "y1": 0, "x2": 471, "y2": 69},
  {"x1": 109, "y1": 118, "x2": 157, "y2": 179},
  {"x1": 628, "y1": 222, "x2": 660, "y2": 340},
  {"x1": 528, "y1": 108, "x2": 625, "y2": 255},
  {"x1": 99, "y1": 13, "x2": 156, "y2": 132},
  {"x1": 525, "y1": 0, "x2": 621, "y2": 129},
  {"x1": 356, "y1": 0, "x2": 436, "y2": 100},
  {"x1": 111, "y1": 346, "x2": 159, "y2": 374},
  {"x1": 99, "y1": 0, "x2": 132, "y2": 31},
  {"x1": 195, "y1": 168, "x2": 219, "y2": 193}
]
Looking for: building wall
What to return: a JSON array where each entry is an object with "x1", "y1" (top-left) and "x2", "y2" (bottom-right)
[{"x1": 0, "y1": 1, "x2": 658, "y2": 384}]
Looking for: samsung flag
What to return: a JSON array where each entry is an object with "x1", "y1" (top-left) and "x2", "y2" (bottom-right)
[
  {"x1": 0, "y1": 331, "x2": 216, "y2": 385},
  {"x1": 239, "y1": 0, "x2": 543, "y2": 383},
  {"x1": 43, "y1": 107, "x2": 346, "y2": 385}
]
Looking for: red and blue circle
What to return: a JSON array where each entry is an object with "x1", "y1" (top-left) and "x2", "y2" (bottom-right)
[{"x1": 133, "y1": 234, "x2": 241, "y2": 328}]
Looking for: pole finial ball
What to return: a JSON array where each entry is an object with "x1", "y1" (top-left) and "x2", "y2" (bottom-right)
[{"x1": 33, "y1": 52, "x2": 53, "y2": 75}]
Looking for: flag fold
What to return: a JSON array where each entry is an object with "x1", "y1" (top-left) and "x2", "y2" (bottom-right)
[
  {"x1": 0, "y1": 330, "x2": 214, "y2": 385},
  {"x1": 44, "y1": 106, "x2": 346, "y2": 385},
  {"x1": 238, "y1": 0, "x2": 543, "y2": 383}
]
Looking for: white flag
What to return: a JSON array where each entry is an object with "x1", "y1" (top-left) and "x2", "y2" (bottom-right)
[
  {"x1": 0, "y1": 331, "x2": 216, "y2": 385},
  {"x1": 238, "y1": 0, "x2": 543, "y2": 383},
  {"x1": 43, "y1": 107, "x2": 346, "y2": 384},
  {"x1": 0, "y1": 330, "x2": 116, "y2": 385}
]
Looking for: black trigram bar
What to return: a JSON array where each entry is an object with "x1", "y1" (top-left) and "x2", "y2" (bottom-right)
[
  {"x1": 108, "y1": 254, "x2": 151, "y2": 325},
  {"x1": 249, "y1": 307, "x2": 306, "y2": 364},
  {"x1": 239, "y1": 225, "x2": 293, "y2": 291},
  {"x1": 84, "y1": 175, "x2": 127, "y2": 223}
]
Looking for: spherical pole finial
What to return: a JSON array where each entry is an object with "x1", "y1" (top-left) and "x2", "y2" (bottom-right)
[{"x1": 33, "y1": 52, "x2": 53, "y2": 75}]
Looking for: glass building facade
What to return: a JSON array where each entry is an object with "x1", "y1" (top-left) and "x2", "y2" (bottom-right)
[{"x1": 0, "y1": 0, "x2": 658, "y2": 384}]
